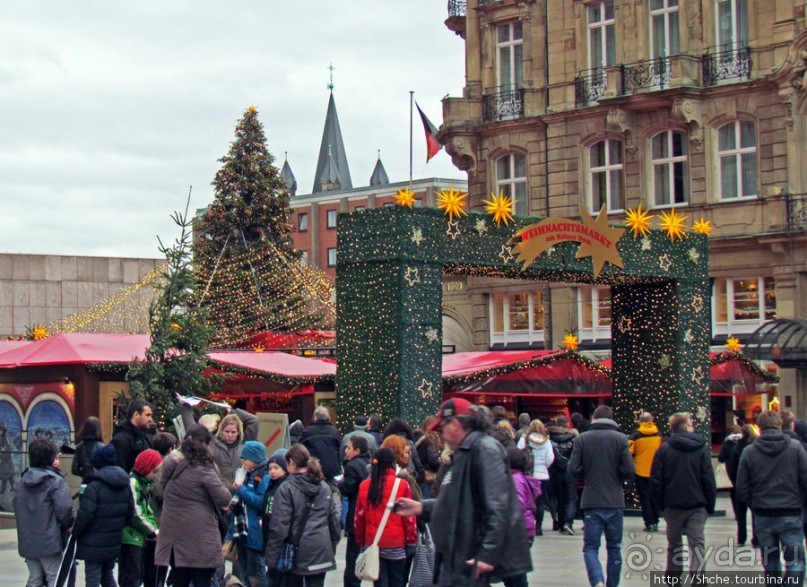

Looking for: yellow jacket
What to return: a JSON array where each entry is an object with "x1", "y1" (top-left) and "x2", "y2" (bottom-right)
[{"x1": 629, "y1": 422, "x2": 662, "y2": 478}]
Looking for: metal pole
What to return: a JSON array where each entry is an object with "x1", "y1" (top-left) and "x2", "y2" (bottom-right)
[{"x1": 409, "y1": 91, "x2": 414, "y2": 186}]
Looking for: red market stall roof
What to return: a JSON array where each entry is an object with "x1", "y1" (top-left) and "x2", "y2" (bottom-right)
[
  {"x1": 443, "y1": 350, "x2": 612, "y2": 397},
  {"x1": 207, "y1": 350, "x2": 335, "y2": 384},
  {"x1": 709, "y1": 351, "x2": 779, "y2": 395},
  {"x1": 0, "y1": 333, "x2": 150, "y2": 368},
  {"x1": 241, "y1": 329, "x2": 336, "y2": 350}
]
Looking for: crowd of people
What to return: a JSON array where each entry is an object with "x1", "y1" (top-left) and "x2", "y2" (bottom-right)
[{"x1": 11, "y1": 396, "x2": 807, "y2": 587}]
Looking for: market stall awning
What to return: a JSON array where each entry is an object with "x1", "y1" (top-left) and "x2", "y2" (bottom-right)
[
  {"x1": 443, "y1": 350, "x2": 612, "y2": 397},
  {"x1": 207, "y1": 350, "x2": 335, "y2": 384},
  {"x1": 710, "y1": 351, "x2": 779, "y2": 395},
  {"x1": 241, "y1": 329, "x2": 336, "y2": 350},
  {"x1": 0, "y1": 333, "x2": 150, "y2": 368}
]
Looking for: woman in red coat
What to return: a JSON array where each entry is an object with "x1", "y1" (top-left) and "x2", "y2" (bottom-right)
[{"x1": 354, "y1": 448, "x2": 417, "y2": 587}]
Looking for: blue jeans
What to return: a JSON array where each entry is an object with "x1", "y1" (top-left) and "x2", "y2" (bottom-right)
[
  {"x1": 236, "y1": 544, "x2": 269, "y2": 587},
  {"x1": 85, "y1": 559, "x2": 117, "y2": 587},
  {"x1": 583, "y1": 508, "x2": 624, "y2": 587},
  {"x1": 376, "y1": 557, "x2": 407, "y2": 587},
  {"x1": 754, "y1": 514, "x2": 805, "y2": 584}
]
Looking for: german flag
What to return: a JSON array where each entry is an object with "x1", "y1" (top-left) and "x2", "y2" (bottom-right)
[{"x1": 416, "y1": 102, "x2": 442, "y2": 162}]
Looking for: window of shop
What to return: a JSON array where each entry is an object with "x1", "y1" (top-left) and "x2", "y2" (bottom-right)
[
  {"x1": 713, "y1": 276, "x2": 776, "y2": 336},
  {"x1": 489, "y1": 290, "x2": 545, "y2": 346}
]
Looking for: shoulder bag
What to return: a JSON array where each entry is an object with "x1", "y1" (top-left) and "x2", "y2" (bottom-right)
[
  {"x1": 276, "y1": 497, "x2": 314, "y2": 572},
  {"x1": 355, "y1": 470, "x2": 403, "y2": 582}
]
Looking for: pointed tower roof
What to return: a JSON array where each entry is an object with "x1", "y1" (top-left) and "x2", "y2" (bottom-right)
[
  {"x1": 319, "y1": 145, "x2": 342, "y2": 191},
  {"x1": 280, "y1": 152, "x2": 297, "y2": 196},
  {"x1": 313, "y1": 92, "x2": 352, "y2": 193},
  {"x1": 369, "y1": 150, "x2": 390, "y2": 186}
]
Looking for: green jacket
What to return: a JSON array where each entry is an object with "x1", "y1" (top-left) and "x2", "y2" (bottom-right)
[{"x1": 122, "y1": 472, "x2": 158, "y2": 547}]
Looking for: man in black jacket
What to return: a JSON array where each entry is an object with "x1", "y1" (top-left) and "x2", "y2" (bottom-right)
[
  {"x1": 340, "y1": 435, "x2": 371, "y2": 587},
  {"x1": 568, "y1": 405, "x2": 634, "y2": 587},
  {"x1": 650, "y1": 412, "x2": 716, "y2": 574},
  {"x1": 737, "y1": 410, "x2": 807, "y2": 584},
  {"x1": 110, "y1": 399, "x2": 154, "y2": 473},
  {"x1": 300, "y1": 406, "x2": 342, "y2": 484},
  {"x1": 395, "y1": 398, "x2": 531, "y2": 586}
]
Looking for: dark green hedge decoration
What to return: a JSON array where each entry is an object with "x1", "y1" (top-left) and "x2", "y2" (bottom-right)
[{"x1": 336, "y1": 206, "x2": 710, "y2": 436}]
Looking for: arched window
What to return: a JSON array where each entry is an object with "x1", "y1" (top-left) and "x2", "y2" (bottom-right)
[
  {"x1": 717, "y1": 120, "x2": 756, "y2": 199},
  {"x1": 589, "y1": 139, "x2": 624, "y2": 212},
  {"x1": 495, "y1": 153, "x2": 528, "y2": 216},
  {"x1": 651, "y1": 130, "x2": 689, "y2": 207}
]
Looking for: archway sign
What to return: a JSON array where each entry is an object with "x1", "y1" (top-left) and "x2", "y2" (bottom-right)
[{"x1": 335, "y1": 206, "x2": 710, "y2": 436}]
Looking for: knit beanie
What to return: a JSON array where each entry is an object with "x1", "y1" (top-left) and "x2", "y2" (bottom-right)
[
  {"x1": 267, "y1": 448, "x2": 288, "y2": 473},
  {"x1": 132, "y1": 449, "x2": 163, "y2": 476},
  {"x1": 240, "y1": 440, "x2": 267, "y2": 463},
  {"x1": 90, "y1": 444, "x2": 117, "y2": 469}
]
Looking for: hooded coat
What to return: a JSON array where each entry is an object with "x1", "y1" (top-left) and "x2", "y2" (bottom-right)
[
  {"x1": 264, "y1": 472, "x2": 342, "y2": 576},
  {"x1": 232, "y1": 459, "x2": 271, "y2": 551},
  {"x1": 13, "y1": 466, "x2": 74, "y2": 560},
  {"x1": 517, "y1": 433, "x2": 555, "y2": 480},
  {"x1": 629, "y1": 421, "x2": 663, "y2": 478},
  {"x1": 736, "y1": 429, "x2": 807, "y2": 514},
  {"x1": 73, "y1": 465, "x2": 135, "y2": 562},
  {"x1": 649, "y1": 431, "x2": 716, "y2": 513}
]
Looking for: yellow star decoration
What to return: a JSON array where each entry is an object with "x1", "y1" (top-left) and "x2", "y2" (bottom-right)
[
  {"x1": 252, "y1": 344, "x2": 265, "y2": 353},
  {"x1": 563, "y1": 333, "x2": 579, "y2": 352},
  {"x1": 437, "y1": 186, "x2": 468, "y2": 221},
  {"x1": 394, "y1": 187, "x2": 417, "y2": 208},
  {"x1": 483, "y1": 190, "x2": 516, "y2": 227},
  {"x1": 32, "y1": 325, "x2": 49, "y2": 340},
  {"x1": 417, "y1": 378, "x2": 434, "y2": 399},
  {"x1": 575, "y1": 206, "x2": 626, "y2": 276},
  {"x1": 726, "y1": 337, "x2": 742, "y2": 353},
  {"x1": 247, "y1": 106, "x2": 257, "y2": 113},
  {"x1": 693, "y1": 217, "x2": 713, "y2": 236},
  {"x1": 659, "y1": 208, "x2": 687, "y2": 242},
  {"x1": 625, "y1": 204, "x2": 654, "y2": 238}
]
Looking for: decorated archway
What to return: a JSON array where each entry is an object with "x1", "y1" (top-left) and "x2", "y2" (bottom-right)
[{"x1": 335, "y1": 205, "x2": 710, "y2": 434}]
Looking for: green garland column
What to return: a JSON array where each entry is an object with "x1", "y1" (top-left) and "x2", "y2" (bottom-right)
[{"x1": 336, "y1": 208, "x2": 443, "y2": 430}]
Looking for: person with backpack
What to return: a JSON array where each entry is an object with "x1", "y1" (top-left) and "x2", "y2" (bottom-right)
[
  {"x1": 547, "y1": 416, "x2": 578, "y2": 535},
  {"x1": 230, "y1": 441, "x2": 272, "y2": 587},
  {"x1": 504, "y1": 447, "x2": 542, "y2": 587}
]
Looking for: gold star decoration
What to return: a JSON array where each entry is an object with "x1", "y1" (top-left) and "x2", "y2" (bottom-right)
[
  {"x1": 499, "y1": 244, "x2": 515, "y2": 263},
  {"x1": 659, "y1": 208, "x2": 687, "y2": 242},
  {"x1": 658, "y1": 354, "x2": 672, "y2": 369},
  {"x1": 252, "y1": 344, "x2": 265, "y2": 353},
  {"x1": 688, "y1": 248, "x2": 701, "y2": 263},
  {"x1": 693, "y1": 217, "x2": 713, "y2": 236},
  {"x1": 683, "y1": 329, "x2": 694, "y2": 344},
  {"x1": 247, "y1": 106, "x2": 257, "y2": 113},
  {"x1": 32, "y1": 325, "x2": 49, "y2": 340},
  {"x1": 625, "y1": 204, "x2": 654, "y2": 238},
  {"x1": 641, "y1": 236, "x2": 652, "y2": 251},
  {"x1": 658, "y1": 254, "x2": 672, "y2": 271},
  {"x1": 692, "y1": 294, "x2": 704, "y2": 313},
  {"x1": 394, "y1": 187, "x2": 417, "y2": 208},
  {"x1": 618, "y1": 316, "x2": 632, "y2": 333},
  {"x1": 404, "y1": 267, "x2": 421, "y2": 286},
  {"x1": 726, "y1": 337, "x2": 742, "y2": 353},
  {"x1": 437, "y1": 186, "x2": 468, "y2": 221},
  {"x1": 563, "y1": 333, "x2": 579, "y2": 351},
  {"x1": 411, "y1": 228, "x2": 424, "y2": 246},
  {"x1": 483, "y1": 190, "x2": 517, "y2": 227},
  {"x1": 692, "y1": 366, "x2": 705, "y2": 387},
  {"x1": 475, "y1": 219, "x2": 488, "y2": 236},
  {"x1": 425, "y1": 327, "x2": 439, "y2": 343},
  {"x1": 446, "y1": 221, "x2": 461, "y2": 239},
  {"x1": 417, "y1": 378, "x2": 434, "y2": 399}
]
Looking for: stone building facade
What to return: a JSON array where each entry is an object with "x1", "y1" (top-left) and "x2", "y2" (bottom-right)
[
  {"x1": 0, "y1": 254, "x2": 162, "y2": 338},
  {"x1": 439, "y1": 0, "x2": 807, "y2": 409}
]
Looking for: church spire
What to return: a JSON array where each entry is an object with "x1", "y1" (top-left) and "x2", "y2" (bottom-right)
[
  {"x1": 369, "y1": 149, "x2": 389, "y2": 186},
  {"x1": 280, "y1": 151, "x2": 297, "y2": 196},
  {"x1": 312, "y1": 68, "x2": 352, "y2": 193}
]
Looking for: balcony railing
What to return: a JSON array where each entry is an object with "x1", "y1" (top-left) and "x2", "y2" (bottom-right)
[
  {"x1": 702, "y1": 44, "x2": 751, "y2": 86},
  {"x1": 447, "y1": 0, "x2": 466, "y2": 17},
  {"x1": 483, "y1": 87, "x2": 524, "y2": 122},
  {"x1": 786, "y1": 192, "x2": 807, "y2": 232},
  {"x1": 622, "y1": 57, "x2": 670, "y2": 93},
  {"x1": 575, "y1": 68, "x2": 607, "y2": 104}
]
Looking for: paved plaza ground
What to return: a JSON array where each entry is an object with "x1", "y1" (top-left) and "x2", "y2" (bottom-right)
[{"x1": 0, "y1": 495, "x2": 778, "y2": 586}]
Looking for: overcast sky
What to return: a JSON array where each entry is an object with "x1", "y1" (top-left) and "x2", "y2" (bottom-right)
[{"x1": 0, "y1": 2, "x2": 466, "y2": 258}]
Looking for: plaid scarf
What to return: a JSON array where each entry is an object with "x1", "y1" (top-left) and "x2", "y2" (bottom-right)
[{"x1": 230, "y1": 496, "x2": 249, "y2": 541}]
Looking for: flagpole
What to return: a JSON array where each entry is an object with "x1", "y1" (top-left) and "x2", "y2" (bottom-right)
[{"x1": 409, "y1": 91, "x2": 414, "y2": 187}]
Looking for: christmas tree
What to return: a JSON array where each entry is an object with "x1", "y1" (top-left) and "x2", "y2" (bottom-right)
[
  {"x1": 127, "y1": 196, "x2": 217, "y2": 429},
  {"x1": 195, "y1": 107, "x2": 334, "y2": 348}
]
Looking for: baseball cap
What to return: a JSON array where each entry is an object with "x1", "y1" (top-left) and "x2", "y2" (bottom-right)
[{"x1": 428, "y1": 397, "x2": 473, "y2": 431}]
